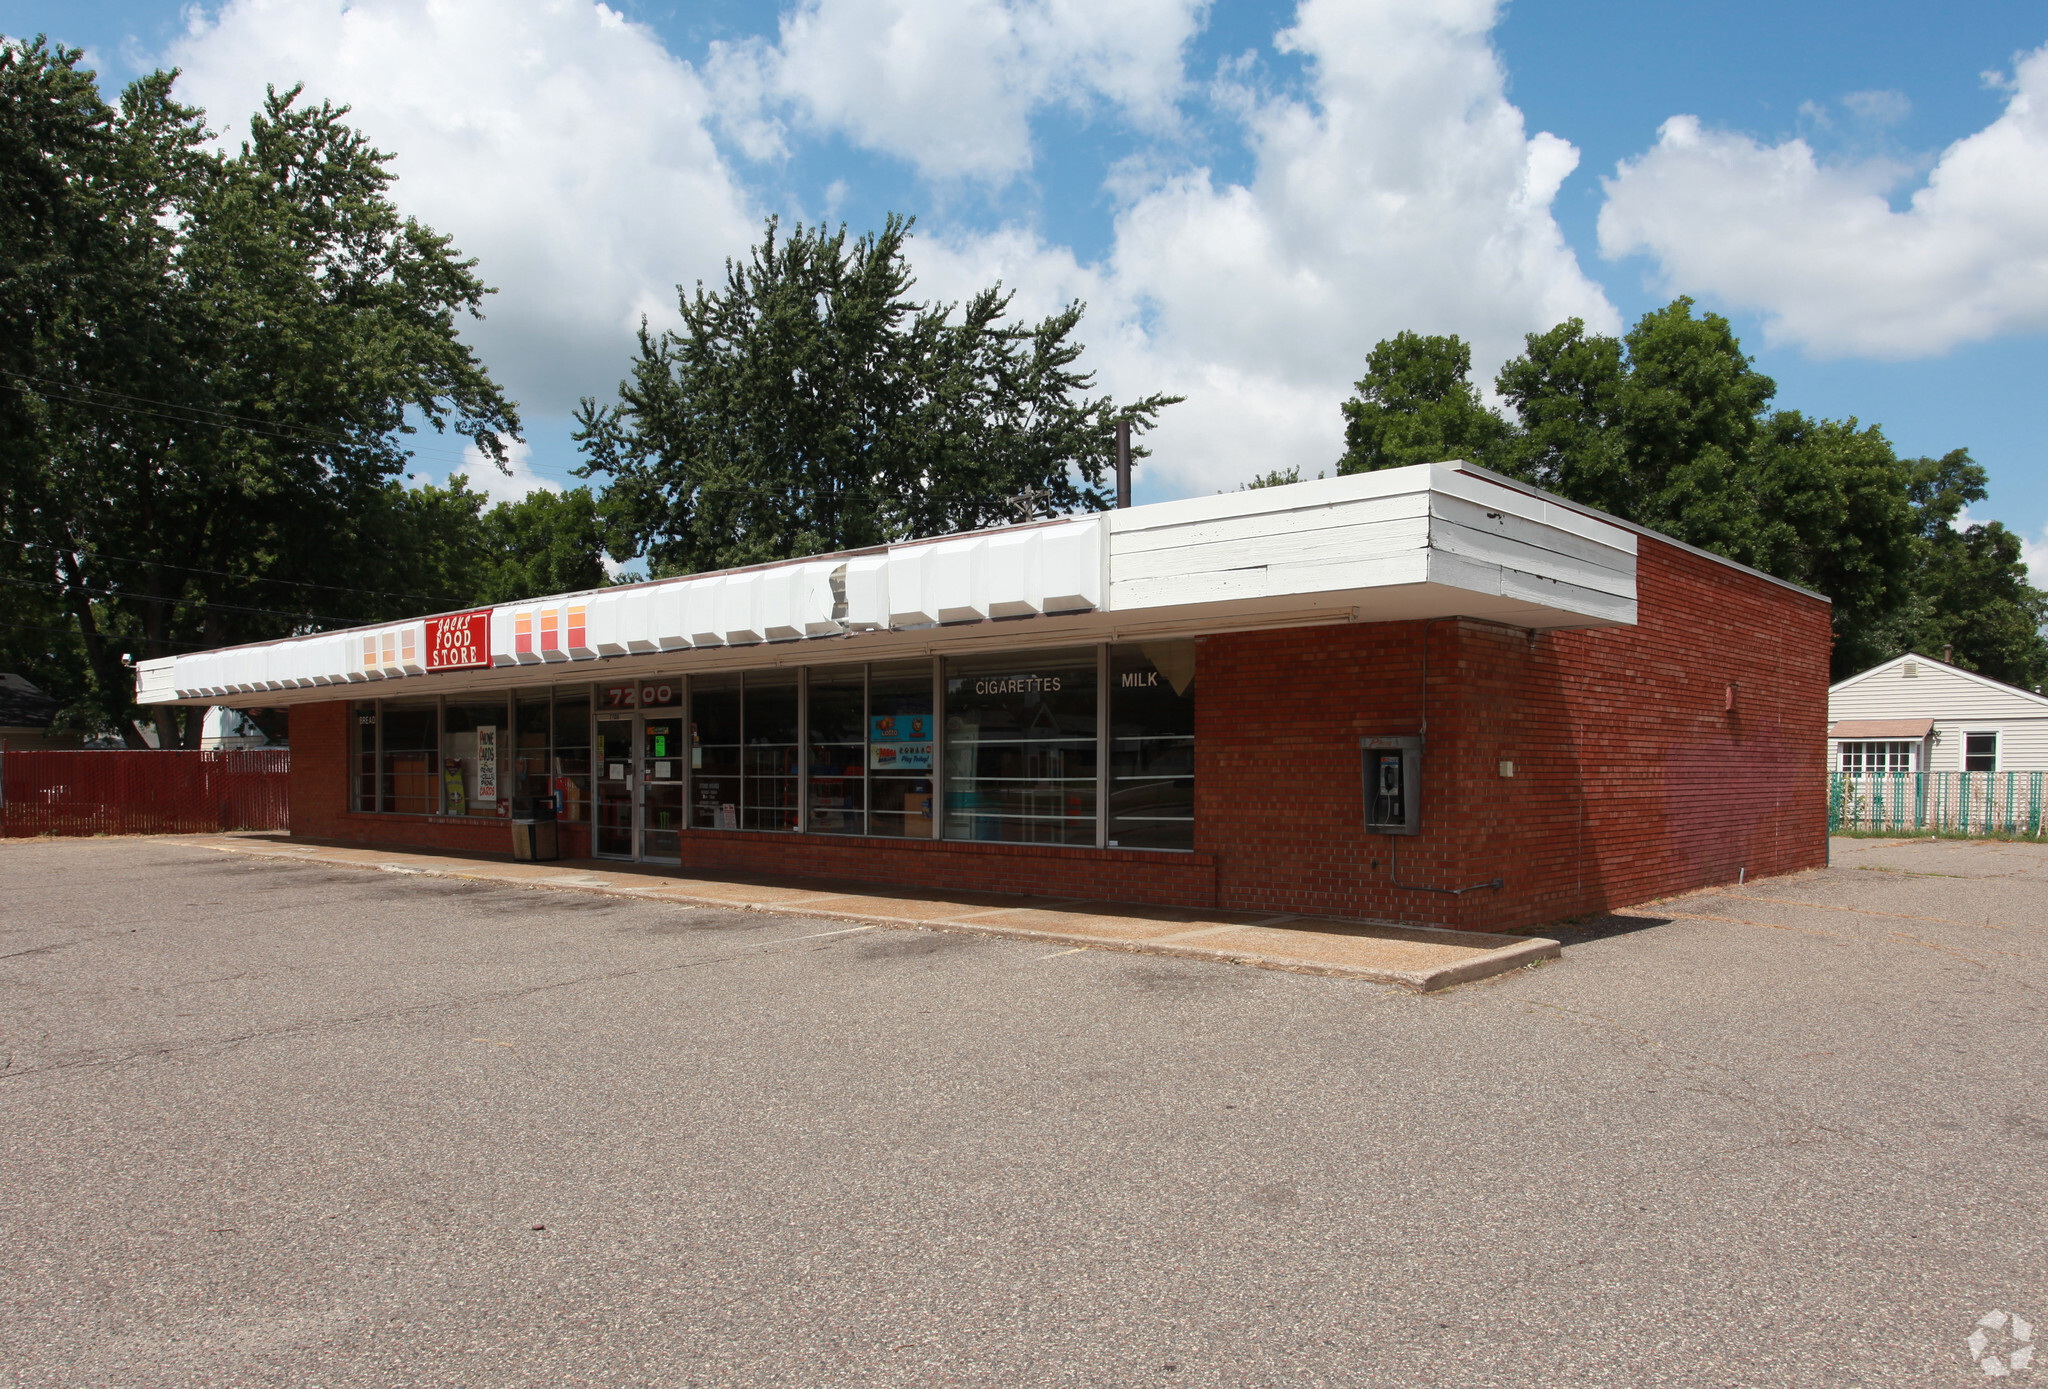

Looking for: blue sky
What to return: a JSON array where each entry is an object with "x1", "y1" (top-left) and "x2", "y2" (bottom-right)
[{"x1": 9, "y1": 0, "x2": 2047, "y2": 574}]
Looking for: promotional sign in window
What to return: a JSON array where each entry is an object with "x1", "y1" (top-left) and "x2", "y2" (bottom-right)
[
  {"x1": 475, "y1": 725, "x2": 498, "y2": 802},
  {"x1": 425, "y1": 609, "x2": 492, "y2": 669},
  {"x1": 868, "y1": 713, "x2": 933, "y2": 771}
]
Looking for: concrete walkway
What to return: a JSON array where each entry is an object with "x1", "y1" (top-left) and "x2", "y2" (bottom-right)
[{"x1": 176, "y1": 833, "x2": 1558, "y2": 992}]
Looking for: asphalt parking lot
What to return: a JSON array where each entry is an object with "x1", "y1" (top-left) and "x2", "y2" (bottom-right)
[{"x1": 4, "y1": 835, "x2": 2046, "y2": 1388}]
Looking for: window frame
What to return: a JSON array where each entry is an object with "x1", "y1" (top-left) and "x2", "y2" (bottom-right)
[
  {"x1": 337, "y1": 644, "x2": 1200, "y2": 853},
  {"x1": 1836, "y1": 739, "x2": 1918, "y2": 777},
  {"x1": 1962, "y1": 729, "x2": 2001, "y2": 775}
]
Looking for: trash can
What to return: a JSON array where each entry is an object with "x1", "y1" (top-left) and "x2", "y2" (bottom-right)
[{"x1": 510, "y1": 795, "x2": 559, "y2": 862}]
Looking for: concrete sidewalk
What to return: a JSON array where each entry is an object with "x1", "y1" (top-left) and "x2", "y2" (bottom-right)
[{"x1": 175, "y1": 834, "x2": 1558, "y2": 992}]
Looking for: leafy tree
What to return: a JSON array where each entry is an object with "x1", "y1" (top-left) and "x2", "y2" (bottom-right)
[
  {"x1": 1863, "y1": 450, "x2": 2048, "y2": 688},
  {"x1": 1238, "y1": 466, "x2": 1323, "y2": 490},
  {"x1": 0, "y1": 42, "x2": 519, "y2": 743},
  {"x1": 1493, "y1": 317, "x2": 1627, "y2": 508},
  {"x1": 470, "y1": 485, "x2": 615, "y2": 603},
  {"x1": 1336, "y1": 331, "x2": 1511, "y2": 475},
  {"x1": 576, "y1": 214, "x2": 1180, "y2": 577}
]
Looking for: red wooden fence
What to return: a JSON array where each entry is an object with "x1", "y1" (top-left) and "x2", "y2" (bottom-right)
[{"x1": 0, "y1": 750, "x2": 290, "y2": 837}]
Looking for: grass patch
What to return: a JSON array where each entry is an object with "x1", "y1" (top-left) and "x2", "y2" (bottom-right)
[{"x1": 1830, "y1": 827, "x2": 2046, "y2": 843}]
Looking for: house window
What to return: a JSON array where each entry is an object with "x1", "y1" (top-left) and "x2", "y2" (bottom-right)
[
  {"x1": 1838, "y1": 741, "x2": 1916, "y2": 776},
  {"x1": 1965, "y1": 732, "x2": 1998, "y2": 774}
]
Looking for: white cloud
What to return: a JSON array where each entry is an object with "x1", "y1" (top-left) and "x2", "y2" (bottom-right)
[
  {"x1": 707, "y1": 0, "x2": 1208, "y2": 181},
  {"x1": 1599, "y1": 44, "x2": 2048, "y2": 358},
  {"x1": 165, "y1": 0, "x2": 759, "y2": 427},
  {"x1": 159, "y1": 0, "x2": 1616, "y2": 504},
  {"x1": 915, "y1": 0, "x2": 1616, "y2": 495},
  {"x1": 432, "y1": 435, "x2": 559, "y2": 507},
  {"x1": 2022, "y1": 526, "x2": 2048, "y2": 591},
  {"x1": 1841, "y1": 88, "x2": 1911, "y2": 128}
]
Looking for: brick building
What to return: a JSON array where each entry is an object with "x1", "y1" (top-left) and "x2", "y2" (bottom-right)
[{"x1": 138, "y1": 463, "x2": 1829, "y2": 933}]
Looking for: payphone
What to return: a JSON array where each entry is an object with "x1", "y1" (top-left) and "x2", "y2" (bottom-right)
[{"x1": 1361, "y1": 736, "x2": 1422, "y2": 835}]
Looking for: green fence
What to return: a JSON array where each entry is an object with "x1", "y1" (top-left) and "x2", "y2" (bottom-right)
[{"x1": 1828, "y1": 771, "x2": 2047, "y2": 837}]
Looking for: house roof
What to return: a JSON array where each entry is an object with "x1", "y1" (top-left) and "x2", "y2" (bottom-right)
[
  {"x1": 1829, "y1": 652, "x2": 2048, "y2": 711},
  {"x1": 0, "y1": 673, "x2": 59, "y2": 730}
]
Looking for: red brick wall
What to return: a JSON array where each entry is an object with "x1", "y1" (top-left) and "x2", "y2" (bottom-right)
[
  {"x1": 288, "y1": 535, "x2": 1828, "y2": 931},
  {"x1": 1194, "y1": 536, "x2": 1830, "y2": 930}
]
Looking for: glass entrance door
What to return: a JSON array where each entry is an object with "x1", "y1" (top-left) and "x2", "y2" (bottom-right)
[
  {"x1": 595, "y1": 716, "x2": 635, "y2": 858},
  {"x1": 641, "y1": 715, "x2": 685, "y2": 860}
]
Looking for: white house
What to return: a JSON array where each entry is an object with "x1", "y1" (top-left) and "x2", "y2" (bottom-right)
[{"x1": 1828, "y1": 653, "x2": 2048, "y2": 776}]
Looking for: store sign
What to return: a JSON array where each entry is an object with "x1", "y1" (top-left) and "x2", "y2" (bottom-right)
[
  {"x1": 426, "y1": 609, "x2": 491, "y2": 669},
  {"x1": 970, "y1": 674, "x2": 1063, "y2": 695},
  {"x1": 602, "y1": 682, "x2": 679, "y2": 710}
]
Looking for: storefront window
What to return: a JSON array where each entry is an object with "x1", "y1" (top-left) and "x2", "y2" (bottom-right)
[
  {"x1": 552, "y1": 689, "x2": 592, "y2": 823},
  {"x1": 943, "y1": 648, "x2": 1097, "y2": 845},
  {"x1": 379, "y1": 702, "x2": 440, "y2": 814},
  {"x1": 691, "y1": 673, "x2": 741, "y2": 829},
  {"x1": 869, "y1": 659, "x2": 934, "y2": 838},
  {"x1": 443, "y1": 699, "x2": 509, "y2": 817},
  {"x1": 515, "y1": 691, "x2": 551, "y2": 803},
  {"x1": 744, "y1": 672, "x2": 799, "y2": 831},
  {"x1": 1108, "y1": 642, "x2": 1196, "y2": 851},
  {"x1": 806, "y1": 665, "x2": 866, "y2": 835},
  {"x1": 352, "y1": 701, "x2": 377, "y2": 812}
]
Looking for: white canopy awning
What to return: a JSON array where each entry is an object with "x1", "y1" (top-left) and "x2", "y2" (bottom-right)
[{"x1": 137, "y1": 462, "x2": 1660, "y2": 708}]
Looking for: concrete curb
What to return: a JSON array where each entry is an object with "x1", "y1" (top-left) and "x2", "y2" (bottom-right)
[{"x1": 183, "y1": 836, "x2": 1560, "y2": 993}]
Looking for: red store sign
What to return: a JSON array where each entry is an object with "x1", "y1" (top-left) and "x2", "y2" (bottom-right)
[{"x1": 426, "y1": 609, "x2": 492, "y2": 670}]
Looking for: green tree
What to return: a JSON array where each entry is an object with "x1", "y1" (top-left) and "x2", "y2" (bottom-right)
[
  {"x1": 576, "y1": 214, "x2": 1180, "y2": 577},
  {"x1": 1336, "y1": 331, "x2": 1510, "y2": 475},
  {"x1": 1870, "y1": 450, "x2": 2048, "y2": 688},
  {"x1": 472, "y1": 486, "x2": 614, "y2": 603},
  {"x1": 0, "y1": 42, "x2": 519, "y2": 743}
]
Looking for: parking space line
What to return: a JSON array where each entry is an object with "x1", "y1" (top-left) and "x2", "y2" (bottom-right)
[{"x1": 763, "y1": 924, "x2": 879, "y2": 944}]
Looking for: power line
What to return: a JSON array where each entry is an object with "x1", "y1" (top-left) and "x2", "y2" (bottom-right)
[
  {"x1": 0, "y1": 618, "x2": 213, "y2": 650},
  {"x1": 0, "y1": 573, "x2": 358, "y2": 627},
  {"x1": 0, "y1": 370, "x2": 501, "y2": 469},
  {"x1": 0, "y1": 536, "x2": 465, "y2": 606}
]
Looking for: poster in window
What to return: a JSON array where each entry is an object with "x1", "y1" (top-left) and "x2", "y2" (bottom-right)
[
  {"x1": 869, "y1": 713, "x2": 933, "y2": 770},
  {"x1": 476, "y1": 726, "x2": 498, "y2": 802}
]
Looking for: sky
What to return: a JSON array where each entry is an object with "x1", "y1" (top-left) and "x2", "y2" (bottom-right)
[{"x1": 8, "y1": 0, "x2": 2048, "y2": 579}]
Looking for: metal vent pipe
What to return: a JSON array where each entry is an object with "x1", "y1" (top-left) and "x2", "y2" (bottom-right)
[{"x1": 1114, "y1": 420, "x2": 1131, "y2": 509}]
